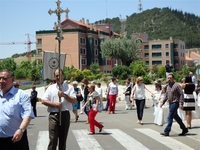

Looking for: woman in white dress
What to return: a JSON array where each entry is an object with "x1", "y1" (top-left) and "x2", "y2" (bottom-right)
[{"x1": 154, "y1": 85, "x2": 169, "y2": 126}]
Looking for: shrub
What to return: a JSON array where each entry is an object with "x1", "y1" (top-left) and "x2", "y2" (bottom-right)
[
  {"x1": 142, "y1": 75, "x2": 152, "y2": 84},
  {"x1": 112, "y1": 66, "x2": 131, "y2": 80},
  {"x1": 157, "y1": 66, "x2": 166, "y2": 78}
]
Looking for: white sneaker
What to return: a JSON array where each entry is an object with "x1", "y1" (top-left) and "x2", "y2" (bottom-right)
[
  {"x1": 79, "y1": 111, "x2": 83, "y2": 115},
  {"x1": 125, "y1": 107, "x2": 128, "y2": 110}
]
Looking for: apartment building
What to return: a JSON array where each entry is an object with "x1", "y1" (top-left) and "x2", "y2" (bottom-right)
[
  {"x1": 35, "y1": 18, "x2": 119, "y2": 73},
  {"x1": 134, "y1": 33, "x2": 185, "y2": 71}
]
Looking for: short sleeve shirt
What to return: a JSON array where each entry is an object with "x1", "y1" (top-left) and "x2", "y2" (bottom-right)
[
  {"x1": 42, "y1": 83, "x2": 76, "y2": 112},
  {"x1": 0, "y1": 87, "x2": 34, "y2": 137}
]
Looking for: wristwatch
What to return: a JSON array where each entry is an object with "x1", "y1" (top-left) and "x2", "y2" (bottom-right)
[{"x1": 19, "y1": 128, "x2": 25, "y2": 133}]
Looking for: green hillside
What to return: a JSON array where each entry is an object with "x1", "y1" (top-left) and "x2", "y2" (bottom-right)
[{"x1": 95, "y1": 7, "x2": 200, "y2": 49}]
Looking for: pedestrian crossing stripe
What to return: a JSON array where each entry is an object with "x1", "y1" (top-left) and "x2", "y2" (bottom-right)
[
  {"x1": 104, "y1": 129, "x2": 149, "y2": 150},
  {"x1": 72, "y1": 129, "x2": 103, "y2": 150},
  {"x1": 135, "y1": 128, "x2": 194, "y2": 150},
  {"x1": 35, "y1": 131, "x2": 49, "y2": 150},
  {"x1": 35, "y1": 128, "x2": 194, "y2": 150}
]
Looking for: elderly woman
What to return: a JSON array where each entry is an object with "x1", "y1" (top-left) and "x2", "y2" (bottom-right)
[
  {"x1": 72, "y1": 81, "x2": 82, "y2": 122},
  {"x1": 131, "y1": 77, "x2": 153, "y2": 125},
  {"x1": 82, "y1": 83, "x2": 104, "y2": 134}
]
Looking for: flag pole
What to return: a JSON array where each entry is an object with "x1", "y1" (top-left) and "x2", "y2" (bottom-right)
[{"x1": 48, "y1": 0, "x2": 68, "y2": 126}]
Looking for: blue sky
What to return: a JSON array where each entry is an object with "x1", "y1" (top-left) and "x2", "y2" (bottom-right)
[{"x1": 0, "y1": 0, "x2": 200, "y2": 59}]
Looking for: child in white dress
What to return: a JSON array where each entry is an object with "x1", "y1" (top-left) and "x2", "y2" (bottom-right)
[
  {"x1": 154, "y1": 86, "x2": 169, "y2": 126},
  {"x1": 152, "y1": 83, "x2": 162, "y2": 116}
]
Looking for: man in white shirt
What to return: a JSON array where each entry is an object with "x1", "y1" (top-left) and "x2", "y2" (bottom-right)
[{"x1": 42, "y1": 69, "x2": 76, "y2": 150}]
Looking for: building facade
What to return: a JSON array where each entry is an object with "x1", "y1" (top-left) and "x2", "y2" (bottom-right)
[
  {"x1": 36, "y1": 18, "x2": 119, "y2": 73},
  {"x1": 134, "y1": 33, "x2": 185, "y2": 71}
]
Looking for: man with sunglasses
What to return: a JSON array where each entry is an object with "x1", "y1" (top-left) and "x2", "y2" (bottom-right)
[{"x1": 0, "y1": 69, "x2": 34, "y2": 150}]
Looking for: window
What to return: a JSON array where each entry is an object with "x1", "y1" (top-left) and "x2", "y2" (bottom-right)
[
  {"x1": 81, "y1": 58, "x2": 87, "y2": 65},
  {"x1": 152, "y1": 44, "x2": 162, "y2": 49},
  {"x1": 80, "y1": 38, "x2": 86, "y2": 44},
  {"x1": 152, "y1": 53, "x2": 162, "y2": 57},
  {"x1": 145, "y1": 61, "x2": 149, "y2": 65},
  {"x1": 175, "y1": 60, "x2": 179, "y2": 64},
  {"x1": 37, "y1": 39, "x2": 42, "y2": 46},
  {"x1": 152, "y1": 61, "x2": 162, "y2": 65},
  {"x1": 95, "y1": 49, "x2": 98, "y2": 56},
  {"x1": 83, "y1": 38, "x2": 86, "y2": 44},
  {"x1": 166, "y1": 52, "x2": 169, "y2": 56},
  {"x1": 80, "y1": 48, "x2": 86, "y2": 55},
  {"x1": 95, "y1": 39, "x2": 98, "y2": 46},
  {"x1": 165, "y1": 44, "x2": 169, "y2": 48},
  {"x1": 144, "y1": 53, "x2": 149, "y2": 58},
  {"x1": 174, "y1": 52, "x2": 178, "y2": 56},
  {"x1": 144, "y1": 45, "x2": 149, "y2": 50},
  {"x1": 106, "y1": 60, "x2": 110, "y2": 65},
  {"x1": 95, "y1": 59, "x2": 99, "y2": 63},
  {"x1": 174, "y1": 44, "x2": 178, "y2": 48}
]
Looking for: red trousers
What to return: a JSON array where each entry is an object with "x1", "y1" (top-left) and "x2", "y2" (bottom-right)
[
  {"x1": 109, "y1": 94, "x2": 117, "y2": 113},
  {"x1": 88, "y1": 109, "x2": 103, "y2": 133}
]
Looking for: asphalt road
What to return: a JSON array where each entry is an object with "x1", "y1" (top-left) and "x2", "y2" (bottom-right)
[{"x1": 27, "y1": 100, "x2": 200, "y2": 150}]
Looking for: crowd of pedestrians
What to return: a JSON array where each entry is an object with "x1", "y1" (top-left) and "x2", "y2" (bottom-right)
[{"x1": 1, "y1": 68, "x2": 200, "y2": 150}]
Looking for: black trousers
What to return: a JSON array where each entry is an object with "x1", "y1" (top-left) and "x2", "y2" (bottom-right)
[
  {"x1": 135, "y1": 99, "x2": 145, "y2": 120},
  {"x1": 48, "y1": 111, "x2": 70, "y2": 150},
  {"x1": 31, "y1": 100, "x2": 37, "y2": 117},
  {"x1": 0, "y1": 130, "x2": 29, "y2": 150}
]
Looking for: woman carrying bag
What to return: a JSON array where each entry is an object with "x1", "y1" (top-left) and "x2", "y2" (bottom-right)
[{"x1": 82, "y1": 83, "x2": 104, "y2": 134}]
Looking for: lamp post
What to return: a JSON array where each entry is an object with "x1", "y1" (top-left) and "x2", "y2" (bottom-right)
[{"x1": 48, "y1": 0, "x2": 69, "y2": 125}]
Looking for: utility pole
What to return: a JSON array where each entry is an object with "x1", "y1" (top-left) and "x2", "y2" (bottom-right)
[{"x1": 48, "y1": 0, "x2": 69, "y2": 125}]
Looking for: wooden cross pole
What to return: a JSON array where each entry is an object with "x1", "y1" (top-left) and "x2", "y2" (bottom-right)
[{"x1": 48, "y1": 0, "x2": 69, "y2": 126}]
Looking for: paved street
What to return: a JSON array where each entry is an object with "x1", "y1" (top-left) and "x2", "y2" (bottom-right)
[{"x1": 27, "y1": 100, "x2": 200, "y2": 150}]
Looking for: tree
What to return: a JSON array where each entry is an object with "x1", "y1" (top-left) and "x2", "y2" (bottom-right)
[
  {"x1": 100, "y1": 35, "x2": 141, "y2": 66},
  {"x1": 14, "y1": 61, "x2": 31, "y2": 79},
  {"x1": 90, "y1": 63, "x2": 100, "y2": 74},
  {"x1": 29, "y1": 60, "x2": 42, "y2": 82},
  {"x1": 0, "y1": 58, "x2": 16, "y2": 71}
]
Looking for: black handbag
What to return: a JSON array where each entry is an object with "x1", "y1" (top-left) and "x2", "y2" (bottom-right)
[{"x1": 77, "y1": 95, "x2": 83, "y2": 102}]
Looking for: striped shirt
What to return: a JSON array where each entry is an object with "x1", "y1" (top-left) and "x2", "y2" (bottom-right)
[{"x1": 163, "y1": 82, "x2": 184, "y2": 105}]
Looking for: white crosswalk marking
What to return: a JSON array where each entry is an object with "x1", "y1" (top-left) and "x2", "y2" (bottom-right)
[
  {"x1": 72, "y1": 129, "x2": 104, "y2": 150},
  {"x1": 35, "y1": 131, "x2": 49, "y2": 150},
  {"x1": 35, "y1": 128, "x2": 196, "y2": 150},
  {"x1": 104, "y1": 129, "x2": 149, "y2": 150},
  {"x1": 135, "y1": 128, "x2": 194, "y2": 150}
]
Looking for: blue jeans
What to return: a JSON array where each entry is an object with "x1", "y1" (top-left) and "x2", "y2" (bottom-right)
[{"x1": 164, "y1": 102, "x2": 186, "y2": 133}]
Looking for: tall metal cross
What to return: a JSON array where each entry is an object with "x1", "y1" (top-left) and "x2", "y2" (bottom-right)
[{"x1": 48, "y1": 0, "x2": 69, "y2": 125}]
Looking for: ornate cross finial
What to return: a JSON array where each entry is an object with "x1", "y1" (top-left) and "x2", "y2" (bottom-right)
[
  {"x1": 48, "y1": 0, "x2": 69, "y2": 41},
  {"x1": 65, "y1": 8, "x2": 70, "y2": 19}
]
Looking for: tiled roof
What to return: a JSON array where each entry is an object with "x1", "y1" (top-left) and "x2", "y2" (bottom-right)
[
  {"x1": 185, "y1": 56, "x2": 193, "y2": 61},
  {"x1": 190, "y1": 52, "x2": 200, "y2": 58},
  {"x1": 61, "y1": 18, "x2": 120, "y2": 36}
]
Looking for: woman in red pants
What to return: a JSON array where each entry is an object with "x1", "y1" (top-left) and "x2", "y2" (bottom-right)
[
  {"x1": 82, "y1": 83, "x2": 104, "y2": 134},
  {"x1": 107, "y1": 77, "x2": 118, "y2": 114}
]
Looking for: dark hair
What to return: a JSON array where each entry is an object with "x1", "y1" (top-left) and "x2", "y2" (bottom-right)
[
  {"x1": 155, "y1": 83, "x2": 161, "y2": 90},
  {"x1": 185, "y1": 75, "x2": 192, "y2": 83},
  {"x1": 0, "y1": 69, "x2": 14, "y2": 77},
  {"x1": 111, "y1": 77, "x2": 116, "y2": 82},
  {"x1": 168, "y1": 73, "x2": 174, "y2": 79}
]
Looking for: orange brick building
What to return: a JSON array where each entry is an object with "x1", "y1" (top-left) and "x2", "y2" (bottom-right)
[{"x1": 36, "y1": 18, "x2": 119, "y2": 73}]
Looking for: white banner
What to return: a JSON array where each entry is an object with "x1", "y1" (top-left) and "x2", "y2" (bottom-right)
[{"x1": 43, "y1": 50, "x2": 66, "y2": 80}]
